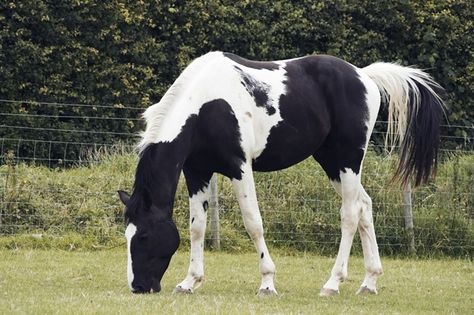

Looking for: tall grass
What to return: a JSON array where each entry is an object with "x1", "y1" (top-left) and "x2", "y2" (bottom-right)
[{"x1": 0, "y1": 148, "x2": 473, "y2": 257}]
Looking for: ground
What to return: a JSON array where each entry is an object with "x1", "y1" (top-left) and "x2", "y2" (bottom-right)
[{"x1": 0, "y1": 249, "x2": 472, "y2": 314}]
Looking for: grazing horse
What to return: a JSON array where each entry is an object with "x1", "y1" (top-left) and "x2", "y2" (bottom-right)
[{"x1": 118, "y1": 51, "x2": 444, "y2": 296}]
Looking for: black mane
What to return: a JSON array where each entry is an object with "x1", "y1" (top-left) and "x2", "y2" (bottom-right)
[{"x1": 124, "y1": 144, "x2": 159, "y2": 221}]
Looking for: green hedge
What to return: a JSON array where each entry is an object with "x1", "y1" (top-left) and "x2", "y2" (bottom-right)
[{"x1": 1, "y1": 0, "x2": 473, "y2": 156}]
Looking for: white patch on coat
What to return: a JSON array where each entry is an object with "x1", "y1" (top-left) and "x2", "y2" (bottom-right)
[
  {"x1": 125, "y1": 223, "x2": 137, "y2": 290},
  {"x1": 176, "y1": 188, "x2": 209, "y2": 291},
  {"x1": 138, "y1": 51, "x2": 223, "y2": 151},
  {"x1": 355, "y1": 68, "x2": 381, "y2": 143},
  {"x1": 138, "y1": 52, "x2": 290, "y2": 161},
  {"x1": 231, "y1": 162, "x2": 277, "y2": 293},
  {"x1": 323, "y1": 168, "x2": 382, "y2": 293},
  {"x1": 352, "y1": 67, "x2": 382, "y2": 177},
  {"x1": 323, "y1": 168, "x2": 362, "y2": 292},
  {"x1": 229, "y1": 62, "x2": 288, "y2": 160}
]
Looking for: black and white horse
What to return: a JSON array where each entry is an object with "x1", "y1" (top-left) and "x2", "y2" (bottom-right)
[{"x1": 118, "y1": 51, "x2": 444, "y2": 296}]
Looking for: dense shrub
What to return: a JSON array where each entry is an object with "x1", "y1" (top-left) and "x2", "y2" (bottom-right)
[{"x1": 1, "y1": 0, "x2": 473, "y2": 158}]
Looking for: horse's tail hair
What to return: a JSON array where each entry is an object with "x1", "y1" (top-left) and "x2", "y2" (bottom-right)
[{"x1": 362, "y1": 62, "x2": 445, "y2": 187}]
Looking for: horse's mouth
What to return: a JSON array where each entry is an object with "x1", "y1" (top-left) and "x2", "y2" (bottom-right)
[{"x1": 131, "y1": 281, "x2": 161, "y2": 294}]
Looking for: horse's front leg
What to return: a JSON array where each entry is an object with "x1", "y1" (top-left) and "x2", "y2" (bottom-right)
[
  {"x1": 232, "y1": 163, "x2": 277, "y2": 296},
  {"x1": 174, "y1": 176, "x2": 210, "y2": 294}
]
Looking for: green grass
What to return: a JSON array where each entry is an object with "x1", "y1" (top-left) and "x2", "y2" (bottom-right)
[
  {"x1": 1, "y1": 150, "x2": 473, "y2": 257},
  {"x1": 1, "y1": 249, "x2": 472, "y2": 314}
]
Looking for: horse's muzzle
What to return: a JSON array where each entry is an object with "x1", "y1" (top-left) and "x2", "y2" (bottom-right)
[{"x1": 131, "y1": 282, "x2": 161, "y2": 294}]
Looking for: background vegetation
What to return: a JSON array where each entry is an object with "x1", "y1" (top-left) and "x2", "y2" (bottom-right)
[
  {"x1": 1, "y1": 149, "x2": 472, "y2": 257},
  {"x1": 0, "y1": 1, "x2": 472, "y2": 258},
  {"x1": 1, "y1": 0, "x2": 473, "y2": 158},
  {"x1": 1, "y1": 4, "x2": 472, "y2": 313}
]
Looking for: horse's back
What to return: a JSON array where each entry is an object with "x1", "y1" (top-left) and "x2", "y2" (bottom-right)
[
  {"x1": 147, "y1": 52, "x2": 380, "y2": 179},
  {"x1": 250, "y1": 54, "x2": 377, "y2": 172}
]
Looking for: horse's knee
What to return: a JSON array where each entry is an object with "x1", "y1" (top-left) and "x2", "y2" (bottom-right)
[
  {"x1": 340, "y1": 206, "x2": 359, "y2": 233},
  {"x1": 241, "y1": 210, "x2": 264, "y2": 240},
  {"x1": 246, "y1": 222, "x2": 264, "y2": 241},
  {"x1": 361, "y1": 191, "x2": 373, "y2": 211},
  {"x1": 189, "y1": 216, "x2": 206, "y2": 239},
  {"x1": 359, "y1": 195, "x2": 375, "y2": 229}
]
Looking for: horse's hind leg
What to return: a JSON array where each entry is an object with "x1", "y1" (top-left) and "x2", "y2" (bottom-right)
[
  {"x1": 357, "y1": 187, "x2": 383, "y2": 294},
  {"x1": 315, "y1": 159, "x2": 382, "y2": 296},
  {"x1": 232, "y1": 162, "x2": 277, "y2": 296},
  {"x1": 318, "y1": 169, "x2": 363, "y2": 296},
  {"x1": 174, "y1": 168, "x2": 212, "y2": 294}
]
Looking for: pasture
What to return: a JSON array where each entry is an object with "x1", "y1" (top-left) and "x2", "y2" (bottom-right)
[
  {"x1": 1, "y1": 1, "x2": 473, "y2": 313},
  {"x1": 1, "y1": 150, "x2": 473, "y2": 256},
  {"x1": 1, "y1": 249, "x2": 472, "y2": 314}
]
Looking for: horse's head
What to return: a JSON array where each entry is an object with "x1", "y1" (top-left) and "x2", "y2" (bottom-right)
[{"x1": 118, "y1": 190, "x2": 180, "y2": 294}]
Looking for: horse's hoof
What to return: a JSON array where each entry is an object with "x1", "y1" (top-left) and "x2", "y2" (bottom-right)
[
  {"x1": 172, "y1": 286, "x2": 193, "y2": 294},
  {"x1": 319, "y1": 287, "x2": 339, "y2": 297},
  {"x1": 356, "y1": 286, "x2": 377, "y2": 295},
  {"x1": 257, "y1": 288, "x2": 278, "y2": 297}
]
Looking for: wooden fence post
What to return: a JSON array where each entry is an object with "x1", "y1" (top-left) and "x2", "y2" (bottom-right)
[
  {"x1": 403, "y1": 182, "x2": 415, "y2": 254},
  {"x1": 209, "y1": 174, "x2": 220, "y2": 250}
]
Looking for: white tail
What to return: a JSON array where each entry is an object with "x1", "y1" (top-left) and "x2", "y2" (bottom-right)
[
  {"x1": 363, "y1": 62, "x2": 444, "y2": 151},
  {"x1": 362, "y1": 62, "x2": 445, "y2": 186}
]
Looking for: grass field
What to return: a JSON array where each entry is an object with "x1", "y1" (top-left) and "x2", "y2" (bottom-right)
[
  {"x1": 2, "y1": 151, "x2": 473, "y2": 257},
  {"x1": 0, "y1": 249, "x2": 472, "y2": 314}
]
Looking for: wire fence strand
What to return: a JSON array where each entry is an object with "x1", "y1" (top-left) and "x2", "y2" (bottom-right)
[{"x1": 0, "y1": 101, "x2": 473, "y2": 256}]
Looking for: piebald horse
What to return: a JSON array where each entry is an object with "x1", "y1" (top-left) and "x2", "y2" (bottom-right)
[{"x1": 118, "y1": 51, "x2": 444, "y2": 296}]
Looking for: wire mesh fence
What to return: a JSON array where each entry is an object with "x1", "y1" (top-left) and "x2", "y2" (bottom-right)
[{"x1": 1, "y1": 100, "x2": 473, "y2": 256}]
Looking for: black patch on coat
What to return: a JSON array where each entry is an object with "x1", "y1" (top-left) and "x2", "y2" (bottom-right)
[
  {"x1": 224, "y1": 52, "x2": 279, "y2": 70},
  {"x1": 261, "y1": 252, "x2": 264, "y2": 259},
  {"x1": 234, "y1": 66, "x2": 275, "y2": 115},
  {"x1": 252, "y1": 55, "x2": 369, "y2": 182},
  {"x1": 126, "y1": 117, "x2": 198, "y2": 222},
  {"x1": 123, "y1": 117, "x2": 195, "y2": 293},
  {"x1": 191, "y1": 217, "x2": 195, "y2": 224},
  {"x1": 202, "y1": 201, "x2": 209, "y2": 211},
  {"x1": 183, "y1": 99, "x2": 246, "y2": 197}
]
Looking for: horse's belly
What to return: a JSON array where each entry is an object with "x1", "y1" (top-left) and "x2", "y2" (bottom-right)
[
  {"x1": 251, "y1": 122, "x2": 327, "y2": 172},
  {"x1": 252, "y1": 151, "x2": 311, "y2": 172}
]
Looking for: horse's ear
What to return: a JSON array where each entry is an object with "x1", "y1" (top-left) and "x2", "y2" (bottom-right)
[{"x1": 117, "y1": 190, "x2": 130, "y2": 205}]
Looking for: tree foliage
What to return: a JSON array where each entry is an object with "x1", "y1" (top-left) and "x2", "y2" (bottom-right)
[{"x1": 1, "y1": 0, "x2": 473, "y2": 157}]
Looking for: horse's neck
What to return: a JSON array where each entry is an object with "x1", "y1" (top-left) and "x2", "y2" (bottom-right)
[
  {"x1": 149, "y1": 203, "x2": 173, "y2": 221},
  {"x1": 135, "y1": 142, "x2": 185, "y2": 217}
]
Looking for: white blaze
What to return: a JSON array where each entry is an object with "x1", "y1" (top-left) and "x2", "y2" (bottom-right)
[{"x1": 125, "y1": 223, "x2": 137, "y2": 290}]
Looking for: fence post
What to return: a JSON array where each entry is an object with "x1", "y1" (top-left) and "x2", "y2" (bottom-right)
[
  {"x1": 209, "y1": 174, "x2": 220, "y2": 250},
  {"x1": 403, "y1": 182, "x2": 415, "y2": 254}
]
